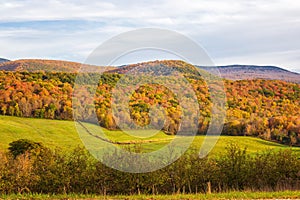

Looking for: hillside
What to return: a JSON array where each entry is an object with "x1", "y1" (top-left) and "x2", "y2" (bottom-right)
[
  {"x1": 0, "y1": 59, "x2": 112, "y2": 72},
  {"x1": 0, "y1": 58, "x2": 9, "y2": 63},
  {"x1": 1, "y1": 59, "x2": 299, "y2": 84},
  {"x1": 0, "y1": 70, "x2": 299, "y2": 145},
  {"x1": 0, "y1": 59, "x2": 299, "y2": 145},
  {"x1": 199, "y1": 65, "x2": 300, "y2": 83},
  {"x1": 109, "y1": 60, "x2": 204, "y2": 77},
  {"x1": 0, "y1": 115, "x2": 298, "y2": 154},
  {"x1": 109, "y1": 60, "x2": 300, "y2": 83}
]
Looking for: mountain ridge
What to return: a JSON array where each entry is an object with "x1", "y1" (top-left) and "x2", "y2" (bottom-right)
[
  {"x1": 0, "y1": 59, "x2": 299, "y2": 83},
  {"x1": 0, "y1": 58, "x2": 10, "y2": 63},
  {"x1": 198, "y1": 64, "x2": 300, "y2": 83}
]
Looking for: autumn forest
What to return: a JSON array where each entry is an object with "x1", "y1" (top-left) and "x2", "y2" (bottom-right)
[{"x1": 0, "y1": 60, "x2": 299, "y2": 146}]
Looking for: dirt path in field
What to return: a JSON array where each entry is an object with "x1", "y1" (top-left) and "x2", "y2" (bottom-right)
[{"x1": 76, "y1": 120, "x2": 172, "y2": 145}]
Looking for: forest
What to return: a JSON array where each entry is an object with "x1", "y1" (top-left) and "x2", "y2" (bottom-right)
[{"x1": 0, "y1": 60, "x2": 299, "y2": 145}]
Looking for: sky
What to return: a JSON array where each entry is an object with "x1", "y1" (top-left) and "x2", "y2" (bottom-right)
[{"x1": 0, "y1": 0, "x2": 300, "y2": 72}]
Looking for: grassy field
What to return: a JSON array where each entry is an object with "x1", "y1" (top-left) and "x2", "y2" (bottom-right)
[
  {"x1": 1, "y1": 191, "x2": 300, "y2": 199},
  {"x1": 0, "y1": 115, "x2": 299, "y2": 154}
]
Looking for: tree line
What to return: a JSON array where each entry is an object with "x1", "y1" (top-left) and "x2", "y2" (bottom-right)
[
  {"x1": 0, "y1": 139, "x2": 299, "y2": 195},
  {"x1": 0, "y1": 67, "x2": 299, "y2": 145}
]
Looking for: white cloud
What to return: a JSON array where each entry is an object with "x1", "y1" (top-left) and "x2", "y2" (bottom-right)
[{"x1": 0, "y1": 0, "x2": 299, "y2": 71}]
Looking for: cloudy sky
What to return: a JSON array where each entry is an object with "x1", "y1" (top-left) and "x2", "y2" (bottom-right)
[{"x1": 0, "y1": 0, "x2": 300, "y2": 71}]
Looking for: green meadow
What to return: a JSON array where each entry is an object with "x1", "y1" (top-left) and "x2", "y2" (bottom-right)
[{"x1": 0, "y1": 115, "x2": 299, "y2": 155}]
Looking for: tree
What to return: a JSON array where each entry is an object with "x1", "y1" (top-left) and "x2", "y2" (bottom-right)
[{"x1": 8, "y1": 139, "x2": 45, "y2": 158}]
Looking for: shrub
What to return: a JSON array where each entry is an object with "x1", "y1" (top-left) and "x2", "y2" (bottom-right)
[
  {"x1": 8, "y1": 139, "x2": 44, "y2": 158},
  {"x1": 1, "y1": 140, "x2": 300, "y2": 194}
]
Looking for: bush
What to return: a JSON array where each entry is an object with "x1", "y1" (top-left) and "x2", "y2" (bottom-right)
[
  {"x1": 0, "y1": 140, "x2": 300, "y2": 194},
  {"x1": 8, "y1": 139, "x2": 44, "y2": 158}
]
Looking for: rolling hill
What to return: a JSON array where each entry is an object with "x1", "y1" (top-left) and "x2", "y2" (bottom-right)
[
  {"x1": 111, "y1": 61, "x2": 300, "y2": 83},
  {"x1": 1, "y1": 59, "x2": 300, "y2": 83},
  {"x1": 0, "y1": 59, "x2": 116, "y2": 73},
  {"x1": 0, "y1": 115, "x2": 298, "y2": 154},
  {"x1": 0, "y1": 59, "x2": 299, "y2": 146},
  {"x1": 199, "y1": 65, "x2": 300, "y2": 83},
  {"x1": 0, "y1": 59, "x2": 85, "y2": 72},
  {"x1": 0, "y1": 58, "x2": 9, "y2": 63}
]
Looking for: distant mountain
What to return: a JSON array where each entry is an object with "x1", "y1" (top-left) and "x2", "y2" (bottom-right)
[
  {"x1": 198, "y1": 65, "x2": 300, "y2": 84},
  {"x1": 0, "y1": 59, "x2": 86, "y2": 72},
  {"x1": 112, "y1": 61, "x2": 300, "y2": 84},
  {"x1": 0, "y1": 59, "x2": 299, "y2": 84},
  {"x1": 0, "y1": 59, "x2": 116, "y2": 73},
  {"x1": 109, "y1": 60, "x2": 206, "y2": 77},
  {"x1": 0, "y1": 58, "x2": 10, "y2": 63}
]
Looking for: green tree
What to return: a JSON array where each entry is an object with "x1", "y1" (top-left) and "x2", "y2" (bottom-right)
[{"x1": 8, "y1": 139, "x2": 44, "y2": 158}]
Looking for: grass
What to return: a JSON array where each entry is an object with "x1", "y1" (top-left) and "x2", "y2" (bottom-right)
[
  {"x1": 0, "y1": 115, "x2": 299, "y2": 155},
  {"x1": 1, "y1": 191, "x2": 300, "y2": 199}
]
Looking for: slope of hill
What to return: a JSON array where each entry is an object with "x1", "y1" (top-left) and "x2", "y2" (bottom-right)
[
  {"x1": 0, "y1": 59, "x2": 85, "y2": 72},
  {"x1": 0, "y1": 59, "x2": 300, "y2": 145},
  {"x1": 199, "y1": 65, "x2": 300, "y2": 83},
  {"x1": 109, "y1": 60, "x2": 202, "y2": 76},
  {"x1": 0, "y1": 59, "x2": 299, "y2": 84},
  {"x1": 0, "y1": 59, "x2": 112, "y2": 72},
  {"x1": 0, "y1": 58, "x2": 10, "y2": 63},
  {"x1": 0, "y1": 70, "x2": 299, "y2": 145},
  {"x1": 111, "y1": 61, "x2": 300, "y2": 83},
  {"x1": 0, "y1": 115, "x2": 298, "y2": 154}
]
